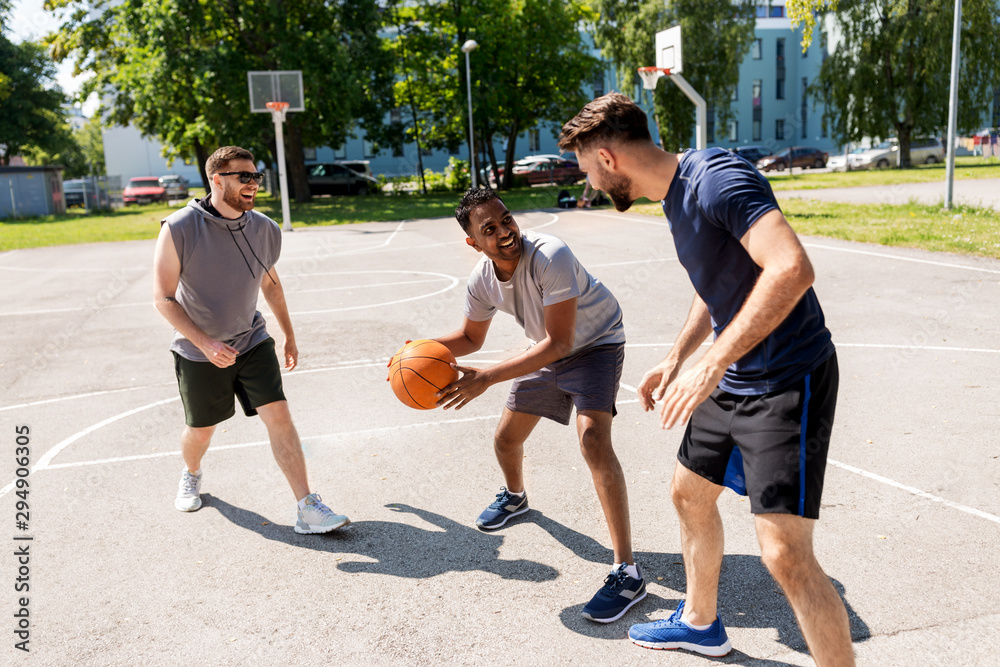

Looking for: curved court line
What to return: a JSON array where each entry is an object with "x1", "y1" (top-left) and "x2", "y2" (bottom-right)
[
  {"x1": 0, "y1": 397, "x2": 179, "y2": 498},
  {"x1": 0, "y1": 383, "x2": 176, "y2": 413},
  {"x1": 288, "y1": 273, "x2": 460, "y2": 315}
]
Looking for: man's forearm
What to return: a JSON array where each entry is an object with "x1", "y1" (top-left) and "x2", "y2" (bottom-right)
[
  {"x1": 155, "y1": 297, "x2": 213, "y2": 349},
  {"x1": 668, "y1": 295, "x2": 714, "y2": 366},
  {"x1": 479, "y1": 337, "x2": 571, "y2": 386},
  {"x1": 262, "y1": 288, "x2": 295, "y2": 342},
  {"x1": 702, "y1": 265, "x2": 812, "y2": 371}
]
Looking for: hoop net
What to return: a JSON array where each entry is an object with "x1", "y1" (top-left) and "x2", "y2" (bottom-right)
[{"x1": 637, "y1": 67, "x2": 670, "y2": 90}]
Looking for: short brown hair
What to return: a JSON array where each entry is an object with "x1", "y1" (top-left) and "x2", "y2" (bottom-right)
[
  {"x1": 206, "y1": 146, "x2": 255, "y2": 177},
  {"x1": 557, "y1": 92, "x2": 652, "y2": 153}
]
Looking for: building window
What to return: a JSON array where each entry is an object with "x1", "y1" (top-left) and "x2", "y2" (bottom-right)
[
  {"x1": 362, "y1": 139, "x2": 377, "y2": 158},
  {"x1": 390, "y1": 109, "x2": 402, "y2": 125},
  {"x1": 448, "y1": 142, "x2": 461, "y2": 156},
  {"x1": 776, "y1": 38, "x2": 785, "y2": 60},
  {"x1": 752, "y1": 39, "x2": 762, "y2": 60},
  {"x1": 770, "y1": 5, "x2": 785, "y2": 17},
  {"x1": 529, "y1": 129, "x2": 540, "y2": 152},
  {"x1": 752, "y1": 79, "x2": 762, "y2": 107},
  {"x1": 707, "y1": 107, "x2": 716, "y2": 144},
  {"x1": 753, "y1": 120, "x2": 761, "y2": 142},
  {"x1": 775, "y1": 119, "x2": 785, "y2": 141},
  {"x1": 594, "y1": 74, "x2": 605, "y2": 99},
  {"x1": 334, "y1": 144, "x2": 347, "y2": 159},
  {"x1": 303, "y1": 147, "x2": 317, "y2": 161},
  {"x1": 756, "y1": 6, "x2": 766, "y2": 18},
  {"x1": 420, "y1": 146, "x2": 433, "y2": 157},
  {"x1": 776, "y1": 77, "x2": 785, "y2": 100},
  {"x1": 728, "y1": 120, "x2": 738, "y2": 142},
  {"x1": 731, "y1": 86, "x2": 738, "y2": 102}
]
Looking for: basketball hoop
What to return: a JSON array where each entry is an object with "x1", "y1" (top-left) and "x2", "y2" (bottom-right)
[
  {"x1": 266, "y1": 100, "x2": 290, "y2": 122},
  {"x1": 637, "y1": 67, "x2": 671, "y2": 90}
]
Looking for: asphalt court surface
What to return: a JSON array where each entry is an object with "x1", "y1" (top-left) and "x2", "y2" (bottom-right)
[{"x1": 1, "y1": 204, "x2": 999, "y2": 665}]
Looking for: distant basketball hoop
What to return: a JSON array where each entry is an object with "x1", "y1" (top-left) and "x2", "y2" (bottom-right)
[
  {"x1": 637, "y1": 67, "x2": 671, "y2": 91},
  {"x1": 265, "y1": 101, "x2": 290, "y2": 122}
]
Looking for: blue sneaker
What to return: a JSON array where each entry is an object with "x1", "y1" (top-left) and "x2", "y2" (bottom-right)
[
  {"x1": 475, "y1": 487, "x2": 529, "y2": 530},
  {"x1": 628, "y1": 600, "x2": 732, "y2": 656},
  {"x1": 581, "y1": 563, "x2": 647, "y2": 623}
]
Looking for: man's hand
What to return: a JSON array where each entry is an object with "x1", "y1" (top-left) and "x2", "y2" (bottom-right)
[
  {"x1": 199, "y1": 339, "x2": 239, "y2": 368},
  {"x1": 282, "y1": 337, "x2": 298, "y2": 370},
  {"x1": 436, "y1": 364, "x2": 491, "y2": 410},
  {"x1": 637, "y1": 357, "x2": 681, "y2": 412},
  {"x1": 658, "y1": 360, "x2": 726, "y2": 430}
]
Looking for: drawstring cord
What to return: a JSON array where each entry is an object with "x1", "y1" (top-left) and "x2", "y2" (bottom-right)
[{"x1": 226, "y1": 221, "x2": 277, "y2": 285}]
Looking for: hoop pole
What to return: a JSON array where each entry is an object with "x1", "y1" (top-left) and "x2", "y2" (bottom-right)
[
  {"x1": 271, "y1": 110, "x2": 293, "y2": 231},
  {"x1": 669, "y1": 73, "x2": 707, "y2": 150}
]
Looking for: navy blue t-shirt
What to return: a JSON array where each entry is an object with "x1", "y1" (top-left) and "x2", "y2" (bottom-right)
[{"x1": 662, "y1": 148, "x2": 834, "y2": 395}]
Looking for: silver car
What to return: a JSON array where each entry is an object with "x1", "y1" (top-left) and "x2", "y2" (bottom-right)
[
  {"x1": 159, "y1": 175, "x2": 190, "y2": 199},
  {"x1": 851, "y1": 137, "x2": 945, "y2": 170}
]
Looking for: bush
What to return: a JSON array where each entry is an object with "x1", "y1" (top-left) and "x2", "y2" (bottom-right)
[{"x1": 444, "y1": 157, "x2": 471, "y2": 192}]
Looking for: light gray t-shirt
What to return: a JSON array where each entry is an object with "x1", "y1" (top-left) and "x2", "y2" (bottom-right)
[
  {"x1": 464, "y1": 230, "x2": 624, "y2": 356},
  {"x1": 162, "y1": 199, "x2": 282, "y2": 362}
]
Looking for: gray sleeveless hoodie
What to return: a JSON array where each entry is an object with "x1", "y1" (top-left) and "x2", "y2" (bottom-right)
[{"x1": 161, "y1": 199, "x2": 282, "y2": 362}]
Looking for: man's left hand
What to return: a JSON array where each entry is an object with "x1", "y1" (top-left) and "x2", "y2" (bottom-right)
[
  {"x1": 282, "y1": 337, "x2": 298, "y2": 370},
  {"x1": 659, "y1": 361, "x2": 725, "y2": 429},
  {"x1": 436, "y1": 364, "x2": 491, "y2": 410}
]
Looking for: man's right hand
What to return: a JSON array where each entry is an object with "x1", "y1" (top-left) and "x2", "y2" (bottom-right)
[
  {"x1": 199, "y1": 339, "x2": 239, "y2": 368},
  {"x1": 637, "y1": 358, "x2": 681, "y2": 412}
]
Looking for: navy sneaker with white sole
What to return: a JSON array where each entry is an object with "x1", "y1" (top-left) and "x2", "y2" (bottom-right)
[
  {"x1": 628, "y1": 600, "x2": 732, "y2": 656},
  {"x1": 581, "y1": 563, "x2": 647, "y2": 623},
  {"x1": 475, "y1": 487, "x2": 529, "y2": 530}
]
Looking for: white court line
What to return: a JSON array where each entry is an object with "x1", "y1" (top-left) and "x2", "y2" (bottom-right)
[
  {"x1": 826, "y1": 460, "x2": 1000, "y2": 524},
  {"x1": 592, "y1": 257, "x2": 677, "y2": 268},
  {"x1": 0, "y1": 397, "x2": 180, "y2": 498},
  {"x1": 837, "y1": 343, "x2": 1000, "y2": 354},
  {"x1": 802, "y1": 242, "x2": 1000, "y2": 275},
  {"x1": 578, "y1": 210, "x2": 669, "y2": 226},
  {"x1": 614, "y1": 383, "x2": 1000, "y2": 526},
  {"x1": 0, "y1": 383, "x2": 175, "y2": 412}
]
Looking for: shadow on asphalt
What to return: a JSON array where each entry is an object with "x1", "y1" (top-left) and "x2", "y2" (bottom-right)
[
  {"x1": 527, "y1": 511, "x2": 869, "y2": 660},
  {"x1": 205, "y1": 495, "x2": 869, "y2": 660},
  {"x1": 203, "y1": 495, "x2": 558, "y2": 582}
]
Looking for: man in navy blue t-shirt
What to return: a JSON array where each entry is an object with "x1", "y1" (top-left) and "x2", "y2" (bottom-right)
[{"x1": 559, "y1": 93, "x2": 854, "y2": 665}]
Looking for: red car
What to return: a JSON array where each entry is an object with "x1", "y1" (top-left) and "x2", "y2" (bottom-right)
[
  {"x1": 123, "y1": 177, "x2": 168, "y2": 205},
  {"x1": 515, "y1": 157, "x2": 586, "y2": 186},
  {"x1": 756, "y1": 146, "x2": 829, "y2": 172}
]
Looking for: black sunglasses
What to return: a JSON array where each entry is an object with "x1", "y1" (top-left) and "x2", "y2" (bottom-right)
[{"x1": 217, "y1": 171, "x2": 264, "y2": 185}]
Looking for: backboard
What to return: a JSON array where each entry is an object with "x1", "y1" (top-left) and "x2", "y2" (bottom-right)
[
  {"x1": 248, "y1": 71, "x2": 305, "y2": 113},
  {"x1": 655, "y1": 25, "x2": 683, "y2": 74}
]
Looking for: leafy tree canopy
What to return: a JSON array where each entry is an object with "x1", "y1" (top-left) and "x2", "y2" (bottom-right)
[{"x1": 0, "y1": 34, "x2": 68, "y2": 165}]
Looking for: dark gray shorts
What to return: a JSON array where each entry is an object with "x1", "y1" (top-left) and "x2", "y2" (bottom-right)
[
  {"x1": 172, "y1": 337, "x2": 286, "y2": 428},
  {"x1": 505, "y1": 343, "x2": 624, "y2": 425}
]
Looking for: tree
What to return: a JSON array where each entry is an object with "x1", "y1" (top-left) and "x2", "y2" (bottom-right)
[
  {"x1": 787, "y1": 0, "x2": 839, "y2": 50},
  {"x1": 591, "y1": 0, "x2": 757, "y2": 151},
  {"x1": 461, "y1": 0, "x2": 602, "y2": 189},
  {"x1": 0, "y1": 35, "x2": 68, "y2": 166},
  {"x1": 813, "y1": 0, "x2": 1000, "y2": 166},
  {"x1": 49, "y1": 0, "x2": 394, "y2": 201}
]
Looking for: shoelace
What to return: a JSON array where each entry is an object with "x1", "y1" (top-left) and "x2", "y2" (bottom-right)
[
  {"x1": 603, "y1": 564, "x2": 630, "y2": 591},
  {"x1": 181, "y1": 475, "x2": 199, "y2": 495},
  {"x1": 489, "y1": 487, "x2": 513, "y2": 509}
]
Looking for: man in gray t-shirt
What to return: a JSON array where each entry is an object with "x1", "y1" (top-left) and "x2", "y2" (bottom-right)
[
  {"x1": 153, "y1": 145, "x2": 349, "y2": 535},
  {"x1": 431, "y1": 188, "x2": 645, "y2": 623}
]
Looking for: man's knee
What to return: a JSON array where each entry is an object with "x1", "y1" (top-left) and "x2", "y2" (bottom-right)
[
  {"x1": 184, "y1": 425, "x2": 215, "y2": 445},
  {"x1": 258, "y1": 400, "x2": 293, "y2": 428},
  {"x1": 671, "y1": 464, "x2": 721, "y2": 513},
  {"x1": 759, "y1": 531, "x2": 814, "y2": 585}
]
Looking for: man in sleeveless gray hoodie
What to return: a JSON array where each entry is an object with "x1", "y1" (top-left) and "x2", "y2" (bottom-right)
[{"x1": 153, "y1": 145, "x2": 349, "y2": 534}]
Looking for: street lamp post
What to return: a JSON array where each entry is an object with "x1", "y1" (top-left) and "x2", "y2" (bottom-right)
[{"x1": 461, "y1": 39, "x2": 479, "y2": 188}]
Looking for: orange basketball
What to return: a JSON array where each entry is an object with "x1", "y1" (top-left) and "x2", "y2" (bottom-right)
[{"x1": 388, "y1": 340, "x2": 459, "y2": 410}]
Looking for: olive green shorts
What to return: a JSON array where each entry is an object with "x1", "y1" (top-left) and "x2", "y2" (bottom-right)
[{"x1": 172, "y1": 337, "x2": 286, "y2": 428}]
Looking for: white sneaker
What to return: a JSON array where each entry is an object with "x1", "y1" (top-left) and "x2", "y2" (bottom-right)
[
  {"x1": 295, "y1": 493, "x2": 350, "y2": 534},
  {"x1": 175, "y1": 470, "x2": 203, "y2": 512}
]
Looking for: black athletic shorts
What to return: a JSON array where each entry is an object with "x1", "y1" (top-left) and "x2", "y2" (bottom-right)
[
  {"x1": 172, "y1": 337, "x2": 286, "y2": 428},
  {"x1": 677, "y1": 352, "x2": 839, "y2": 519}
]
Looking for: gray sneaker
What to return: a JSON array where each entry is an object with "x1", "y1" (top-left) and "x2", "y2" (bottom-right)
[
  {"x1": 175, "y1": 470, "x2": 203, "y2": 512},
  {"x1": 295, "y1": 493, "x2": 350, "y2": 534}
]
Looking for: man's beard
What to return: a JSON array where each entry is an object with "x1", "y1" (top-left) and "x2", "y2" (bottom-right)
[
  {"x1": 603, "y1": 171, "x2": 635, "y2": 212},
  {"x1": 222, "y1": 185, "x2": 255, "y2": 212}
]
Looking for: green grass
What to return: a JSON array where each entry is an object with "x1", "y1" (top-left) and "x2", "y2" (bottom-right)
[
  {"x1": 766, "y1": 156, "x2": 1000, "y2": 190},
  {"x1": 630, "y1": 198, "x2": 1000, "y2": 259},
  {"x1": 0, "y1": 185, "x2": 570, "y2": 252}
]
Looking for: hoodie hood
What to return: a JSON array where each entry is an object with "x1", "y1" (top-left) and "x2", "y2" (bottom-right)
[{"x1": 188, "y1": 197, "x2": 250, "y2": 229}]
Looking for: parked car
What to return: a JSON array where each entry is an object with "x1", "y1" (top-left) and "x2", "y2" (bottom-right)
[
  {"x1": 756, "y1": 146, "x2": 828, "y2": 171},
  {"x1": 493, "y1": 154, "x2": 568, "y2": 182},
  {"x1": 159, "y1": 174, "x2": 189, "y2": 199},
  {"x1": 306, "y1": 162, "x2": 378, "y2": 195},
  {"x1": 335, "y1": 160, "x2": 374, "y2": 180},
  {"x1": 510, "y1": 157, "x2": 585, "y2": 185},
  {"x1": 123, "y1": 177, "x2": 168, "y2": 205},
  {"x1": 826, "y1": 147, "x2": 871, "y2": 172},
  {"x1": 62, "y1": 179, "x2": 110, "y2": 208},
  {"x1": 730, "y1": 145, "x2": 770, "y2": 166},
  {"x1": 849, "y1": 137, "x2": 945, "y2": 170}
]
